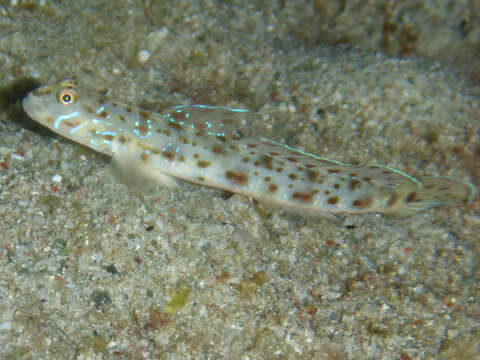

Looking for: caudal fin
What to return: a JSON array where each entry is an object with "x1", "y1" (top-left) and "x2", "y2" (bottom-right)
[{"x1": 383, "y1": 176, "x2": 475, "y2": 218}]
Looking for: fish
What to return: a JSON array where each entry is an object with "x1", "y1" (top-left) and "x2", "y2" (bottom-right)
[{"x1": 22, "y1": 79, "x2": 475, "y2": 221}]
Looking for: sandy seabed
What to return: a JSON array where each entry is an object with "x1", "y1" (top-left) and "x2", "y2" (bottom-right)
[{"x1": 0, "y1": 1, "x2": 479, "y2": 359}]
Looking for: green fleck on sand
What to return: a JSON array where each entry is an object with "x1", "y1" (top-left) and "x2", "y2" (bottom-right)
[{"x1": 164, "y1": 283, "x2": 191, "y2": 314}]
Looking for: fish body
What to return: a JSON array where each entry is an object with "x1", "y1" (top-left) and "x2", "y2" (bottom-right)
[{"x1": 22, "y1": 79, "x2": 475, "y2": 219}]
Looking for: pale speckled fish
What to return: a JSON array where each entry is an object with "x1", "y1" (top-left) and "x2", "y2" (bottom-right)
[{"x1": 22, "y1": 79, "x2": 475, "y2": 221}]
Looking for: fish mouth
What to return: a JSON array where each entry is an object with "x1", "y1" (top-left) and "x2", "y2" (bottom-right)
[
  {"x1": 22, "y1": 92, "x2": 46, "y2": 122},
  {"x1": 22, "y1": 93, "x2": 36, "y2": 119}
]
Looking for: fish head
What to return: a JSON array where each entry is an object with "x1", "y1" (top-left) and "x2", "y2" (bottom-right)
[
  {"x1": 22, "y1": 79, "x2": 86, "y2": 134},
  {"x1": 22, "y1": 79, "x2": 115, "y2": 155}
]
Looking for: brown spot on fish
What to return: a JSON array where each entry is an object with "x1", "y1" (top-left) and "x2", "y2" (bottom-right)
[
  {"x1": 138, "y1": 110, "x2": 149, "y2": 120},
  {"x1": 253, "y1": 161, "x2": 260, "y2": 167},
  {"x1": 125, "y1": 106, "x2": 132, "y2": 113},
  {"x1": 287, "y1": 157, "x2": 298, "y2": 163},
  {"x1": 168, "y1": 122, "x2": 183, "y2": 131},
  {"x1": 268, "y1": 183, "x2": 278, "y2": 193},
  {"x1": 170, "y1": 111, "x2": 186, "y2": 121},
  {"x1": 119, "y1": 114, "x2": 127, "y2": 122},
  {"x1": 247, "y1": 143, "x2": 257, "y2": 149},
  {"x1": 328, "y1": 196, "x2": 339, "y2": 205},
  {"x1": 324, "y1": 190, "x2": 330, "y2": 195},
  {"x1": 216, "y1": 135, "x2": 226, "y2": 142},
  {"x1": 276, "y1": 168, "x2": 283, "y2": 172},
  {"x1": 178, "y1": 155, "x2": 185, "y2": 162},
  {"x1": 212, "y1": 145, "x2": 224, "y2": 155},
  {"x1": 193, "y1": 153, "x2": 199, "y2": 159},
  {"x1": 305, "y1": 163, "x2": 315, "y2": 168},
  {"x1": 162, "y1": 150, "x2": 175, "y2": 161},
  {"x1": 264, "y1": 176, "x2": 271, "y2": 182},
  {"x1": 269, "y1": 152, "x2": 279, "y2": 156},
  {"x1": 307, "y1": 170, "x2": 319, "y2": 181},
  {"x1": 349, "y1": 173, "x2": 357, "y2": 177},
  {"x1": 226, "y1": 170, "x2": 248, "y2": 185},
  {"x1": 289, "y1": 173, "x2": 297, "y2": 180},
  {"x1": 103, "y1": 134, "x2": 114, "y2": 141},
  {"x1": 349, "y1": 179, "x2": 361, "y2": 191},
  {"x1": 328, "y1": 168, "x2": 340, "y2": 173},
  {"x1": 288, "y1": 184, "x2": 293, "y2": 188},
  {"x1": 261, "y1": 155, "x2": 274, "y2": 170},
  {"x1": 292, "y1": 192, "x2": 313, "y2": 203},
  {"x1": 242, "y1": 157, "x2": 250, "y2": 163},
  {"x1": 118, "y1": 135, "x2": 127, "y2": 144},
  {"x1": 363, "y1": 177, "x2": 372, "y2": 182},
  {"x1": 182, "y1": 138, "x2": 190, "y2": 144},
  {"x1": 99, "y1": 110, "x2": 108, "y2": 118},
  {"x1": 197, "y1": 160, "x2": 211, "y2": 168},
  {"x1": 136, "y1": 125, "x2": 149, "y2": 136},
  {"x1": 198, "y1": 176, "x2": 205, "y2": 181},
  {"x1": 353, "y1": 197, "x2": 372, "y2": 208},
  {"x1": 334, "y1": 183, "x2": 340, "y2": 189}
]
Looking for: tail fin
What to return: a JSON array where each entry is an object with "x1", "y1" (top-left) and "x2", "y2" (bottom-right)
[{"x1": 383, "y1": 176, "x2": 475, "y2": 218}]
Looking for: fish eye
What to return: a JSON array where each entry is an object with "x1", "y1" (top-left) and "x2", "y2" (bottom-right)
[{"x1": 56, "y1": 87, "x2": 77, "y2": 105}]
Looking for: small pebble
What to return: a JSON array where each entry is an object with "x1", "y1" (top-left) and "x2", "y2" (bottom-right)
[
  {"x1": 138, "y1": 50, "x2": 151, "y2": 65},
  {"x1": 52, "y1": 174, "x2": 62, "y2": 183}
]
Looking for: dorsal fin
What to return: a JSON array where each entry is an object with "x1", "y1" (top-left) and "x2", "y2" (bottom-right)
[{"x1": 160, "y1": 105, "x2": 250, "y2": 137}]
